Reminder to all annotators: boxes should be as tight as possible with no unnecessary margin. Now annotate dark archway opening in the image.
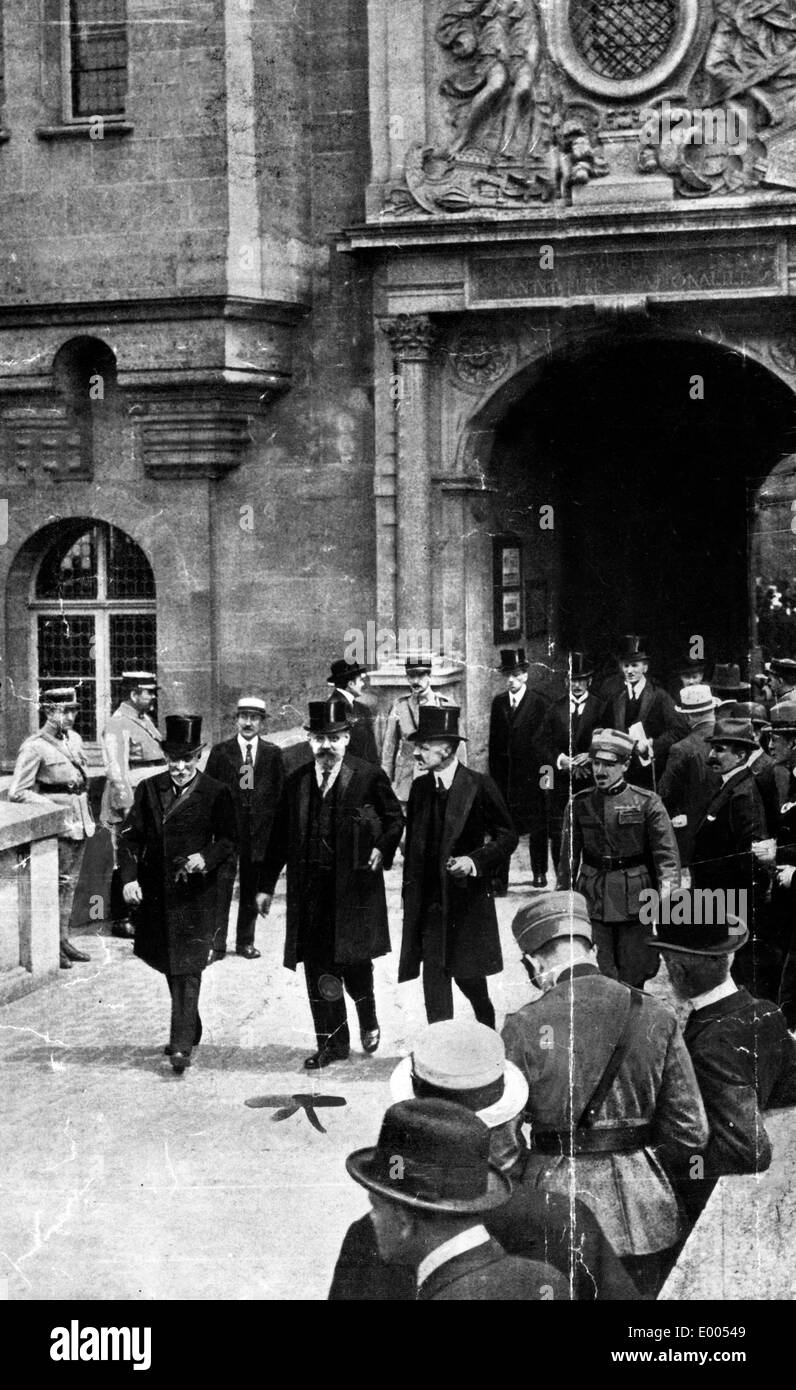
[492,336,796,683]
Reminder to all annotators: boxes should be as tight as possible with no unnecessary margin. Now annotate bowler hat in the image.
[675,684,718,716]
[590,727,635,761]
[723,700,770,729]
[390,1021,528,1130]
[345,1099,511,1213]
[568,652,594,680]
[512,891,593,954]
[162,714,204,757]
[706,717,757,749]
[407,705,467,744]
[40,685,79,709]
[304,697,352,736]
[327,658,367,687]
[770,700,796,734]
[711,663,751,698]
[646,914,749,956]
[499,648,529,673]
[617,635,649,662]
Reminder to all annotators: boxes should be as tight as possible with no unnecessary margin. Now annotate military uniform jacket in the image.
[381,690,457,802]
[8,726,93,840]
[99,701,166,826]
[558,781,680,922]
[690,766,767,898]
[502,964,709,1257]
[658,730,721,868]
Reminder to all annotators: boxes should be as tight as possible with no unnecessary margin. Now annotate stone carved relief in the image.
[0,405,91,481]
[449,329,513,385]
[640,0,796,196]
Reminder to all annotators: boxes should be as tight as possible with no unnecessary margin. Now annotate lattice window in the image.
[31,523,156,745]
[69,0,128,117]
[568,0,678,81]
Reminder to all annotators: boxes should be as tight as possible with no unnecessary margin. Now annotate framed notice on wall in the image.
[493,537,524,643]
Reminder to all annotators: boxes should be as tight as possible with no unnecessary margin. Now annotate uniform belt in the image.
[530,1124,653,1156]
[36,780,83,793]
[583,852,647,872]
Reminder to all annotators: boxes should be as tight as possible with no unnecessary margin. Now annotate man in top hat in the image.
[502,891,708,1299]
[672,650,709,694]
[9,687,94,970]
[329,1020,641,1301]
[400,705,517,1029]
[598,636,678,789]
[344,1098,570,1301]
[381,653,460,809]
[647,914,796,1225]
[256,697,403,1069]
[658,685,720,870]
[117,715,235,1073]
[542,653,602,874]
[327,658,379,764]
[488,648,549,890]
[99,671,166,939]
[711,662,753,704]
[766,700,796,1027]
[558,728,680,989]
[691,717,769,998]
[724,700,782,838]
[205,696,284,962]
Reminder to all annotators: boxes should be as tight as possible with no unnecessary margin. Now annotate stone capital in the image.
[380,314,439,362]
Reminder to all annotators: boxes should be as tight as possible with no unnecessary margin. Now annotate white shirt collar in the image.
[336,688,354,705]
[416,1225,490,1290]
[315,759,344,792]
[571,693,587,711]
[747,747,763,767]
[509,687,526,709]
[625,676,646,698]
[689,977,738,1013]
[237,734,258,761]
[435,759,459,791]
[721,765,746,786]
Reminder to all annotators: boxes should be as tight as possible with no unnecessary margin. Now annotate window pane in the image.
[36,528,99,600]
[70,0,127,117]
[38,614,96,740]
[106,527,155,600]
[109,614,157,715]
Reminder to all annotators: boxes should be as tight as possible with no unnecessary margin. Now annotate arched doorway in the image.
[477,335,796,686]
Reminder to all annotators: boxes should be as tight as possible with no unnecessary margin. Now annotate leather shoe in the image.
[236,945,261,960]
[304,1049,349,1070]
[207,948,225,965]
[111,921,135,939]
[61,941,90,962]
[532,875,549,889]
[170,1051,191,1074]
[361,1027,380,1054]
[59,954,73,970]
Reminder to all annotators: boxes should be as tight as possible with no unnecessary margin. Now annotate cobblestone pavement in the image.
[0,859,673,1302]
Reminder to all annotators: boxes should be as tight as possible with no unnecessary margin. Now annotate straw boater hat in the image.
[346,1098,512,1213]
[304,697,352,735]
[675,684,718,716]
[390,1021,528,1130]
[237,696,266,715]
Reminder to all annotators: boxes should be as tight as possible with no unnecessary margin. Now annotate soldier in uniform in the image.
[99,671,166,938]
[8,687,94,970]
[502,891,708,1299]
[327,658,379,764]
[558,728,681,989]
[381,655,459,810]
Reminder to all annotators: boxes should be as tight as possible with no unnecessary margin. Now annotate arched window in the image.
[31,522,156,742]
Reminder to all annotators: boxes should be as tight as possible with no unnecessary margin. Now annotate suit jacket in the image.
[502,964,708,1257]
[400,764,517,981]
[117,771,235,976]
[601,680,679,781]
[204,735,284,861]
[658,730,721,867]
[542,693,602,817]
[771,769,796,941]
[691,766,767,900]
[748,750,786,839]
[417,1237,569,1302]
[334,691,379,764]
[488,687,548,828]
[558,782,680,922]
[258,755,404,968]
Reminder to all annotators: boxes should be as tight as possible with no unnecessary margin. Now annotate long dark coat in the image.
[400,764,517,981]
[204,735,284,859]
[117,771,235,976]
[488,688,547,832]
[258,755,404,969]
[691,766,767,899]
[542,692,602,820]
[658,729,721,867]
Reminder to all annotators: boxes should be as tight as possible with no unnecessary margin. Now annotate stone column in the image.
[380,314,438,641]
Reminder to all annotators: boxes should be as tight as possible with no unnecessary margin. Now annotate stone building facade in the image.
[1,1,796,772]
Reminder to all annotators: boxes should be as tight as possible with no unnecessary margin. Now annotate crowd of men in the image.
[6,635,796,1299]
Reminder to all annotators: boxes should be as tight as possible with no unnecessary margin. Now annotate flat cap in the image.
[512,891,593,954]
[590,727,634,760]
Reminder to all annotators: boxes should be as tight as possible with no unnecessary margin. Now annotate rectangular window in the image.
[66,0,127,119]
[493,538,524,643]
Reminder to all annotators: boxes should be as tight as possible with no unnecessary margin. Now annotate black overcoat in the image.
[400,764,517,981]
[258,755,404,969]
[488,687,548,832]
[204,735,284,859]
[117,771,235,976]
[690,766,767,899]
[542,693,602,818]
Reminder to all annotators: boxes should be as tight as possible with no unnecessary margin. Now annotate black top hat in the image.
[162,714,203,757]
[499,648,528,673]
[646,915,749,956]
[568,652,594,680]
[304,697,352,736]
[407,705,467,744]
[711,663,751,698]
[346,1098,511,1213]
[327,658,366,687]
[676,652,707,674]
[616,635,649,662]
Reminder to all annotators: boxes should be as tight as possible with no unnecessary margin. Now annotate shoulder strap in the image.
[577,990,643,1130]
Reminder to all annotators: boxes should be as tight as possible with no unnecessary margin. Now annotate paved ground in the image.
[0,858,675,1302]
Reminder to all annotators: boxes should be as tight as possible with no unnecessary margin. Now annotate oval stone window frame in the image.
[548,0,700,100]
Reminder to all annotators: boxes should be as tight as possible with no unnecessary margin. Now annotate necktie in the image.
[244,742,253,766]
[320,770,331,798]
